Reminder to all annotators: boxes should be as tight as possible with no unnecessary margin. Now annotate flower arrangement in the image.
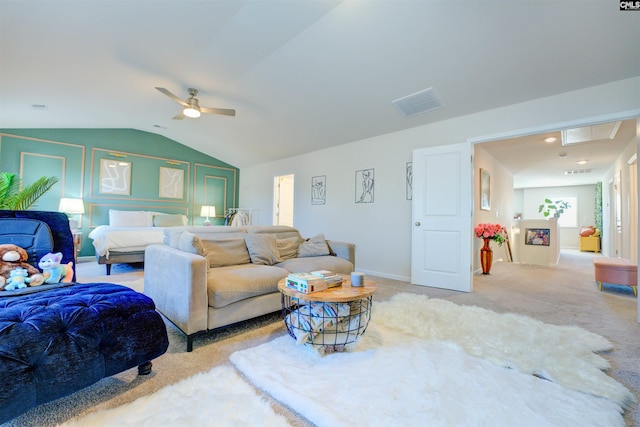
[474,223,506,246]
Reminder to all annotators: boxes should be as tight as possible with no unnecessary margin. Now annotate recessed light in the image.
[544,136,557,143]
[558,152,567,158]
[577,160,588,165]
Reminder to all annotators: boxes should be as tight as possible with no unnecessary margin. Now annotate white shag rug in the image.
[229,293,632,427]
[58,365,289,427]
[372,293,634,407]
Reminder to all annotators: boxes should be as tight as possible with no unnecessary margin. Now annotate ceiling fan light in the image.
[183,107,201,118]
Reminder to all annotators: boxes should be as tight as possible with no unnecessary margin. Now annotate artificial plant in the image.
[538,198,570,219]
[0,172,59,210]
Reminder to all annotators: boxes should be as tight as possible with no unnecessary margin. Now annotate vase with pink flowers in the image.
[474,223,506,274]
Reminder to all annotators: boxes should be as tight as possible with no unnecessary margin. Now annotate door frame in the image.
[468,110,640,323]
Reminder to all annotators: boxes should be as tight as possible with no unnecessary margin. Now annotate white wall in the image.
[473,144,513,268]
[240,77,640,281]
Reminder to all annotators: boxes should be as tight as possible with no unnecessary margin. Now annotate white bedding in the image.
[89,225,166,258]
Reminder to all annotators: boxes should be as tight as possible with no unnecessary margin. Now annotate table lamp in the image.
[59,197,85,230]
[200,205,216,226]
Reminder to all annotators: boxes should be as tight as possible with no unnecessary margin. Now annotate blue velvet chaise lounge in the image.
[0,210,169,424]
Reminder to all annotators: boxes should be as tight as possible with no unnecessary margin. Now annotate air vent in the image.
[564,169,593,175]
[30,104,47,110]
[392,87,443,118]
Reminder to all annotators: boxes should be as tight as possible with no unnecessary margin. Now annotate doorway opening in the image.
[273,174,294,226]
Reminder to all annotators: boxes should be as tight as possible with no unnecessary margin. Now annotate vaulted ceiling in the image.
[1,0,638,182]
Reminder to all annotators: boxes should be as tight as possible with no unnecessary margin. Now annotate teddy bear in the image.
[38,252,74,284]
[4,267,32,291]
[0,244,45,291]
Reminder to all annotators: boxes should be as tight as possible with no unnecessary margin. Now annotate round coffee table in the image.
[278,274,376,350]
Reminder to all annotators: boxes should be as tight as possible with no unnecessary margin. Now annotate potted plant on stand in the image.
[474,223,506,274]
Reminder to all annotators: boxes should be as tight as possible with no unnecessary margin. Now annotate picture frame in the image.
[480,168,490,211]
[159,166,185,199]
[355,168,374,203]
[525,228,550,246]
[406,162,413,200]
[99,158,131,195]
[311,175,326,205]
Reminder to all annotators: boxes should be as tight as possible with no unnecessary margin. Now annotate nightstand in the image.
[72,231,82,263]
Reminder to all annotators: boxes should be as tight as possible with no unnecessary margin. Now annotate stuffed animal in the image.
[4,267,32,291]
[0,244,45,290]
[38,252,74,284]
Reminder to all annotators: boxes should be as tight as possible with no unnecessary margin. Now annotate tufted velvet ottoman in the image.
[0,282,169,423]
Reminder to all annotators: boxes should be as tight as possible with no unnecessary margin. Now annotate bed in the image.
[89,210,189,275]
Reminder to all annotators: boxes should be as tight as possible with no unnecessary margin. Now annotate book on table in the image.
[286,271,342,294]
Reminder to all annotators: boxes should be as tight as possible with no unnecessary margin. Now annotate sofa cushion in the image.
[244,234,282,265]
[297,233,330,257]
[207,264,289,308]
[277,236,300,260]
[202,238,251,268]
[276,255,354,275]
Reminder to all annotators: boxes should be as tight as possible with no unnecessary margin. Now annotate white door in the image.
[273,174,294,226]
[411,142,472,292]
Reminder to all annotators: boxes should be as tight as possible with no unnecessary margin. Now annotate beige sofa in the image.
[144,225,355,351]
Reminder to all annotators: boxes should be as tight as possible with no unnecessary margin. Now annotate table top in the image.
[278,273,376,303]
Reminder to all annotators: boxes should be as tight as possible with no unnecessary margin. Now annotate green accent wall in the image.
[0,129,239,257]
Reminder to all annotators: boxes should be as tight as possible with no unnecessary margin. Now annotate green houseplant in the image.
[538,198,570,219]
[0,172,59,210]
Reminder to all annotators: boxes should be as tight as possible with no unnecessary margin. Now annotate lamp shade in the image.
[59,198,85,214]
[200,206,216,218]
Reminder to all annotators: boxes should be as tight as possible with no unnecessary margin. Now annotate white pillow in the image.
[109,210,148,227]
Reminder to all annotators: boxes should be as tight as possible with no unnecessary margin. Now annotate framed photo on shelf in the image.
[480,168,490,211]
[525,228,550,246]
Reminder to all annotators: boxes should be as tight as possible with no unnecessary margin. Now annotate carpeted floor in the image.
[3,251,639,427]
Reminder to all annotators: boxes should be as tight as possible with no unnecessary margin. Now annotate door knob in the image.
[415,222,421,226]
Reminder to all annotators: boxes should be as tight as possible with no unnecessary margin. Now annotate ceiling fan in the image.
[155,87,236,120]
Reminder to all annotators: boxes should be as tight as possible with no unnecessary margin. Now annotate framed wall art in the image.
[355,168,374,203]
[100,158,131,195]
[159,166,185,199]
[480,168,490,211]
[311,175,326,205]
[406,162,413,200]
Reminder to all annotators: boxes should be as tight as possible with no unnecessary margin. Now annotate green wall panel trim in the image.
[0,129,240,257]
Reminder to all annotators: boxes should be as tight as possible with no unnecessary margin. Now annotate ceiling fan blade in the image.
[172,111,186,120]
[200,106,236,117]
[156,87,188,107]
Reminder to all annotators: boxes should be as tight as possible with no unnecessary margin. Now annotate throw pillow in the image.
[297,233,330,257]
[109,210,148,227]
[244,234,282,265]
[178,231,205,256]
[152,213,186,227]
[277,236,300,260]
[202,238,251,268]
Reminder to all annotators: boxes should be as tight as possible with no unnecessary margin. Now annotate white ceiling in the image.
[1,1,638,186]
